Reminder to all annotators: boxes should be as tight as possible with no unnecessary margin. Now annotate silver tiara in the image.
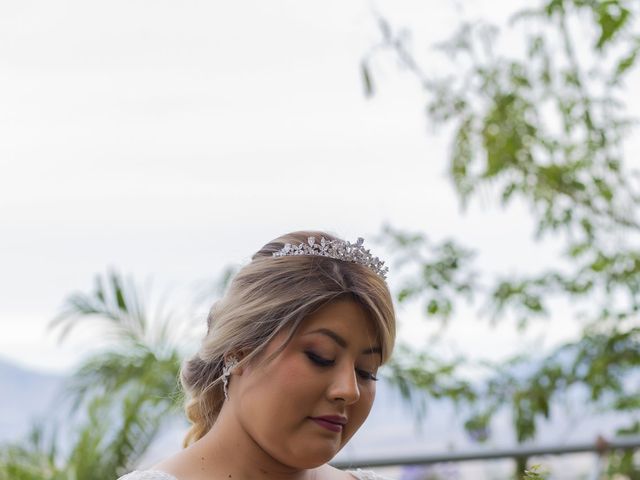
[272,236,388,279]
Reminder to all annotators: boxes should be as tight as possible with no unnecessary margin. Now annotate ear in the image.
[224,350,250,376]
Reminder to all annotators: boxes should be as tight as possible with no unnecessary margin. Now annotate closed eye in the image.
[305,351,335,367]
[306,351,378,382]
[357,369,379,382]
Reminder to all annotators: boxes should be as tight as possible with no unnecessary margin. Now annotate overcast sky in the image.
[2,0,631,374]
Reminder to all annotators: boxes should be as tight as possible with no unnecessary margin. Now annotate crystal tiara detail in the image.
[272,236,388,279]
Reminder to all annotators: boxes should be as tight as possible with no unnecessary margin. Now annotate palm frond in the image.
[0,424,66,480]
[60,345,181,414]
[67,389,166,480]
[0,382,178,480]
[50,270,149,345]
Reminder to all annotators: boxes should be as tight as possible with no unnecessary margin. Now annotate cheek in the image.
[270,355,324,406]
[244,355,322,420]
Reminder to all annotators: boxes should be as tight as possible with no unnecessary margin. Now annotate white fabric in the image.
[348,467,394,480]
[118,472,176,480]
[117,467,393,480]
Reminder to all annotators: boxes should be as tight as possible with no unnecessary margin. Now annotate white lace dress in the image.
[118,467,393,480]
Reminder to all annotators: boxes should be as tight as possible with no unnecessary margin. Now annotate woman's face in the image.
[232,299,381,469]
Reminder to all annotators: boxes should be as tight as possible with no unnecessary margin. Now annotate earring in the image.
[222,356,239,400]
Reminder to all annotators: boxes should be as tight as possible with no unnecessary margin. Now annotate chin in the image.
[291,455,335,470]
[287,444,341,469]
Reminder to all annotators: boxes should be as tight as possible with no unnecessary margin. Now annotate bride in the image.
[118,231,396,480]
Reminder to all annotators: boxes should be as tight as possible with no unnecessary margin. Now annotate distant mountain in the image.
[0,357,66,444]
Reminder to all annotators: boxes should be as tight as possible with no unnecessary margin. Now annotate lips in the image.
[309,415,348,433]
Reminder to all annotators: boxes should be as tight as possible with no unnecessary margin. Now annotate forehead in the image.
[298,299,379,343]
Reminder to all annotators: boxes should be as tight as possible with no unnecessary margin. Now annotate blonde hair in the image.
[180,231,396,446]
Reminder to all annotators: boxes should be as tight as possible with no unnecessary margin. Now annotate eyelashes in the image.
[305,351,379,381]
[357,370,379,382]
[306,351,334,367]
[358,369,379,382]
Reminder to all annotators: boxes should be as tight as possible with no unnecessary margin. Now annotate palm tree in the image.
[51,271,184,407]
[0,391,169,480]
[0,271,186,479]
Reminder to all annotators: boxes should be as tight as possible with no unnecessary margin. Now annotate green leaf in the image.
[595,2,631,50]
[615,49,638,78]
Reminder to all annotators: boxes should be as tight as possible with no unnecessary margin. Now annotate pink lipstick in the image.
[309,415,347,433]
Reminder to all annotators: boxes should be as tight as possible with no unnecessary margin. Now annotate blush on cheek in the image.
[275,356,318,391]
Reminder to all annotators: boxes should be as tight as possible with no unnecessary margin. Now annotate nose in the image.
[327,361,360,404]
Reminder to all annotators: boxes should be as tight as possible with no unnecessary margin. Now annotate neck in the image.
[185,404,320,480]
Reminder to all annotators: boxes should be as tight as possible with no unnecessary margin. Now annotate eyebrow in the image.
[303,328,382,356]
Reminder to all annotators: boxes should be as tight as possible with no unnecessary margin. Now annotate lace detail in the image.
[117,470,178,480]
[118,468,392,480]
[347,468,394,480]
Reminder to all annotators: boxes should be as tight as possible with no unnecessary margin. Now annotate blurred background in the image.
[2,0,640,478]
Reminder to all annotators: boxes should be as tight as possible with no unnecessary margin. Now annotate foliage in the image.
[607,421,640,478]
[522,465,548,480]
[383,343,476,426]
[0,425,62,480]
[0,271,184,479]
[50,270,183,411]
[364,0,640,476]
[0,391,164,480]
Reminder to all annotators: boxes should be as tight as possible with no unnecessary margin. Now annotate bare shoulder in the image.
[117,470,178,480]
